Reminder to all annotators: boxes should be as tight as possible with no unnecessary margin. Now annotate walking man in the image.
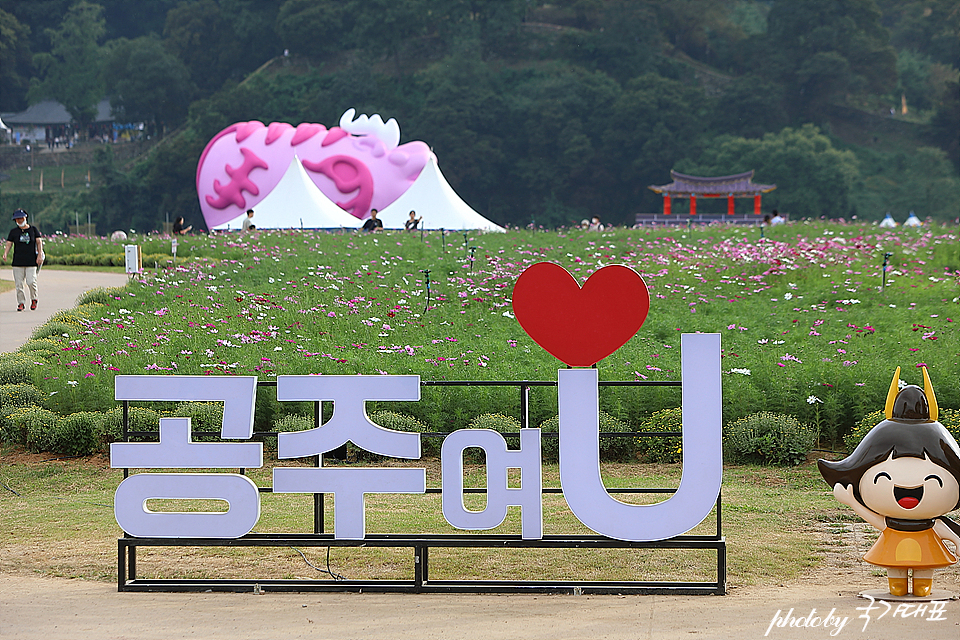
[2,209,44,311]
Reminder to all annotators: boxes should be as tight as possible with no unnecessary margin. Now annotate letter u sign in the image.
[558,333,722,541]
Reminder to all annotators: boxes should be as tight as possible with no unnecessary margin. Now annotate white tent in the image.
[903,211,922,227]
[377,157,504,232]
[879,213,898,228]
[212,156,363,230]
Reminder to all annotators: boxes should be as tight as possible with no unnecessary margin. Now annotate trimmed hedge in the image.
[724,412,816,466]
[846,408,960,452]
[0,383,45,410]
[76,286,127,306]
[0,354,34,385]
[635,407,683,464]
[49,411,102,456]
[369,410,438,457]
[538,411,636,462]
[171,401,223,432]
[102,406,161,445]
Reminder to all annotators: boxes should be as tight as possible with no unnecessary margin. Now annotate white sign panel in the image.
[111,334,722,542]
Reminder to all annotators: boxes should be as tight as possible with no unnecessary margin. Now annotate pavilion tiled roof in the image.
[3,99,114,125]
[649,170,776,197]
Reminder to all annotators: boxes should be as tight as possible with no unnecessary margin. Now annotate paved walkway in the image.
[0,268,129,353]
[0,572,957,640]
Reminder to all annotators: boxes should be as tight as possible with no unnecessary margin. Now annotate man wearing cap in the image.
[2,209,44,311]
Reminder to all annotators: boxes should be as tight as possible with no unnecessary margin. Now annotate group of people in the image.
[761,209,786,226]
[171,206,419,235]
[171,209,256,236]
[170,206,423,236]
[362,209,421,233]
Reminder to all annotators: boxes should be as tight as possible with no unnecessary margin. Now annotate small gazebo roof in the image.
[649,170,776,197]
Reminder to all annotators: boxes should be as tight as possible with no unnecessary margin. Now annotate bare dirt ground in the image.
[1,570,957,640]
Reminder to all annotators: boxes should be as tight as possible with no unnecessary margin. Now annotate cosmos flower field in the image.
[26,222,959,444]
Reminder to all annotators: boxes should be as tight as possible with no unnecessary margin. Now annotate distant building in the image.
[1,99,114,145]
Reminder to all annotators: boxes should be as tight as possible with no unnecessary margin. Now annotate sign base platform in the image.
[119,532,726,595]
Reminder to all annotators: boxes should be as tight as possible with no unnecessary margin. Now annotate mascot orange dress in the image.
[819,367,960,597]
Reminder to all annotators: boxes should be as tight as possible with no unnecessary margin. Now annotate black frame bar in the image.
[117,379,725,594]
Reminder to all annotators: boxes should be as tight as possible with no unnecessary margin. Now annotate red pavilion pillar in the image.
[754,195,761,215]
[689,195,697,216]
[727,195,735,216]
[663,194,671,215]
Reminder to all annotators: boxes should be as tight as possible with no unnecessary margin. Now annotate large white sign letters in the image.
[111,334,722,541]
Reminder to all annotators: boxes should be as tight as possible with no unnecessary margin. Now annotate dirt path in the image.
[0,571,957,640]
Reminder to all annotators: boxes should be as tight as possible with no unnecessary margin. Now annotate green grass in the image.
[0,454,857,586]
[10,222,958,443]
[2,221,958,587]
[1,163,97,194]
[39,264,126,273]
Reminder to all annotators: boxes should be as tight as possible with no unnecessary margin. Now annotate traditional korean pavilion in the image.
[648,170,776,216]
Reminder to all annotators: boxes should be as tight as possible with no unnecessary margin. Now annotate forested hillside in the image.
[1,0,957,230]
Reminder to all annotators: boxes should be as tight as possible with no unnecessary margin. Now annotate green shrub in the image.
[30,321,75,341]
[635,407,683,463]
[77,286,125,306]
[724,412,816,466]
[272,413,314,433]
[941,409,960,443]
[369,410,439,457]
[537,411,636,462]
[845,409,884,452]
[468,413,521,436]
[0,354,34,385]
[66,253,95,266]
[48,309,92,326]
[144,254,177,269]
[0,405,60,451]
[50,411,102,456]
[169,401,223,433]
[75,302,105,317]
[102,406,161,445]
[598,411,636,461]
[538,417,559,463]
[0,405,34,444]
[0,383,45,410]
[266,413,313,451]
[847,408,960,452]
[448,413,516,462]
[19,337,64,354]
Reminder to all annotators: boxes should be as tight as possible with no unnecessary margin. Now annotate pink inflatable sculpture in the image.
[196,109,435,229]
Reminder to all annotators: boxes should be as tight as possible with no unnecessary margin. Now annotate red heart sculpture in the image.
[512,262,650,367]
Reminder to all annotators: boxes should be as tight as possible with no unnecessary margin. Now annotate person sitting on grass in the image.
[172,217,193,235]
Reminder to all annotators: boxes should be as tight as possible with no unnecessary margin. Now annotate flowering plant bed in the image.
[5,222,957,447]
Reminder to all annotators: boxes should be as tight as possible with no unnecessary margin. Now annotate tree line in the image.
[1,0,957,230]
